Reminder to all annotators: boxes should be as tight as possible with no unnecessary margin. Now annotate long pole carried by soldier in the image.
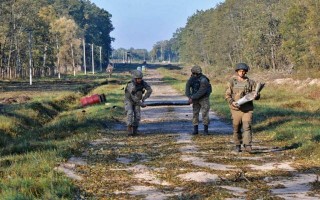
[124,70,152,136]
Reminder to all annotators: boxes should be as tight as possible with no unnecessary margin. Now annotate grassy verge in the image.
[0,73,126,199]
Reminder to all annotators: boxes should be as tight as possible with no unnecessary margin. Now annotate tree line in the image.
[151,0,320,72]
[3,0,319,80]
[0,0,113,80]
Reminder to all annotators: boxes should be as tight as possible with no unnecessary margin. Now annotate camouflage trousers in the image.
[192,96,210,126]
[125,100,141,127]
[230,109,253,146]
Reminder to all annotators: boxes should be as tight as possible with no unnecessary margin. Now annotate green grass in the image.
[0,72,126,199]
[0,151,76,199]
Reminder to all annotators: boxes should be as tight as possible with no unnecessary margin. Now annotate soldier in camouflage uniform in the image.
[185,66,212,135]
[125,70,152,136]
[225,63,260,152]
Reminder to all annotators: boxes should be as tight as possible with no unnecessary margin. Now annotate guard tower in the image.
[126,51,132,63]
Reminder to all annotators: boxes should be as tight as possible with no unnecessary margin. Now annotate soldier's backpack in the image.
[202,75,212,95]
[191,75,212,96]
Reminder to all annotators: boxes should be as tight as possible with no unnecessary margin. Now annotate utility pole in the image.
[71,43,75,76]
[91,43,94,74]
[56,37,60,79]
[43,45,47,75]
[83,38,86,74]
[161,44,163,61]
[28,31,33,85]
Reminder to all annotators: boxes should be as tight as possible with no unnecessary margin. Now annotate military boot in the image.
[132,126,138,136]
[232,145,241,153]
[204,125,209,135]
[244,144,252,153]
[192,125,199,135]
[127,125,133,136]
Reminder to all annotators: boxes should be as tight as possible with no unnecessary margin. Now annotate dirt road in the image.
[121,69,232,135]
[59,68,319,199]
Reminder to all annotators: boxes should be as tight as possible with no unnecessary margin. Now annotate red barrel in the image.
[80,94,101,107]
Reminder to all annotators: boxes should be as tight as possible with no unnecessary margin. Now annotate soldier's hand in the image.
[188,98,193,104]
[232,102,239,108]
[254,93,260,100]
[140,101,147,108]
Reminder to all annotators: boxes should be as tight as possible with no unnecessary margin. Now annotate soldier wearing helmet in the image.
[124,70,152,136]
[225,63,260,153]
[185,65,212,135]
[106,62,114,78]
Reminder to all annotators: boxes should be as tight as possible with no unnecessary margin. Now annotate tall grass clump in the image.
[0,151,77,199]
[251,82,320,160]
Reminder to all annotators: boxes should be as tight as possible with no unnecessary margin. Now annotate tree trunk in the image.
[271,45,276,72]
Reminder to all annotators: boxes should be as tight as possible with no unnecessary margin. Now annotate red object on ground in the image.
[80,94,105,107]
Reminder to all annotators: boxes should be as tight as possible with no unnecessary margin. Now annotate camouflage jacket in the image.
[185,74,212,100]
[125,79,152,105]
[225,76,259,111]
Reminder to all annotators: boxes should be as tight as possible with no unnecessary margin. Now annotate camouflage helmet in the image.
[235,63,249,72]
[191,65,202,74]
[132,70,143,79]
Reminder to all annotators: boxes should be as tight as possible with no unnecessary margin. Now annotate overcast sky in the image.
[91,0,224,51]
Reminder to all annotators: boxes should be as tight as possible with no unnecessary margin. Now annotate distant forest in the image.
[150,0,320,72]
[1,0,320,80]
[0,0,113,79]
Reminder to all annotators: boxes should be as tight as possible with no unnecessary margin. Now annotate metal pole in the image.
[83,38,86,74]
[99,46,102,72]
[92,43,94,74]
[71,43,75,76]
[43,45,47,72]
[28,31,33,85]
[56,37,60,79]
